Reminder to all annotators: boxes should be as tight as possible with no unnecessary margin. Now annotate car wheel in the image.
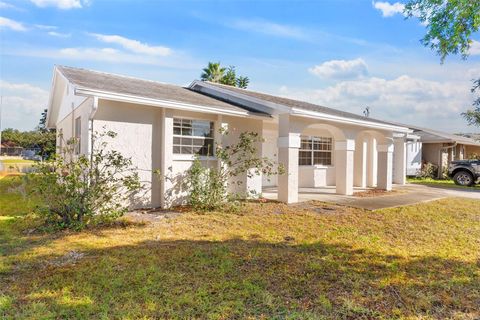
[453,171,474,186]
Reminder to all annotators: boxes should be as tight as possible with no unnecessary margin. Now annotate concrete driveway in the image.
[263,184,480,210]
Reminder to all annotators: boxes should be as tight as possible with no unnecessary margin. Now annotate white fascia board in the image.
[46,67,74,128]
[290,108,412,133]
[422,139,480,146]
[75,87,270,119]
[420,139,453,144]
[45,67,59,129]
[189,80,290,115]
[190,80,412,133]
[406,133,421,140]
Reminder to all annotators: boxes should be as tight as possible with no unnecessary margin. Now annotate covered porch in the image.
[261,113,411,204]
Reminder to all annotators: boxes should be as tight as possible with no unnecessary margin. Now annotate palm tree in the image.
[236,76,249,89]
[200,62,226,83]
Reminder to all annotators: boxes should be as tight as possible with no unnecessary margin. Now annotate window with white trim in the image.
[173,118,214,156]
[299,136,333,166]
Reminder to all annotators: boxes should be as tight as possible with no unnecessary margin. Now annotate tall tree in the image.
[462,79,480,127]
[36,109,56,158]
[236,76,250,89]
[200,62,226,83]
[404,0,480,127]
[220,66,237,86]
[404,0,480,63]
[200,62,250,89]
[1,109,56,158]
[38,108,49,132]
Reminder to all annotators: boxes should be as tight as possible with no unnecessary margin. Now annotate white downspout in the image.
[88,97,99,160]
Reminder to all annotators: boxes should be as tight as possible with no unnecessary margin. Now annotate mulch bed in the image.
[354,189,400,197]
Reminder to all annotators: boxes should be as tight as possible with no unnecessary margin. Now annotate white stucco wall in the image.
[262,128,278,187]
[221,115,263,196]
[298,127,335,187]
[298,166,336,187]
[55,79,89,126]
[261,124,338,188]
[93,99,162,208]
[56,97,93,155]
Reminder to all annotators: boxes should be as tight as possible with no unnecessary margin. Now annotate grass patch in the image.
[1,176,479,319]
[408,177,480,189]
[0,159,35,164]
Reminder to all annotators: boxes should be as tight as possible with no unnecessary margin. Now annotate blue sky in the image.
[1,0,479,133]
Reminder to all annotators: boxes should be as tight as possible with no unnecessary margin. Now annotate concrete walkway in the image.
[263,184,480,210]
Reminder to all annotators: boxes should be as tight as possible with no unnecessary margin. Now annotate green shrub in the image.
[417,162,438,179]
[468,152,480,160]
[24,130,142,229]
[185,130,284,211]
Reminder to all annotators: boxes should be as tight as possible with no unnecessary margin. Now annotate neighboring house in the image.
[408,126,480,178]
[403,138,423,176]
[46,66,412,208]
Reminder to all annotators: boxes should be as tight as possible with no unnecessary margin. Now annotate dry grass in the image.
[1,176,480,319]
[353,189,401,197]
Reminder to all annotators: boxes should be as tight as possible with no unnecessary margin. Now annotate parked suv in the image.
[448,160,480,186]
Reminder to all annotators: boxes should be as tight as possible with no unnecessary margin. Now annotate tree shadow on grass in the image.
[3,238,479,319]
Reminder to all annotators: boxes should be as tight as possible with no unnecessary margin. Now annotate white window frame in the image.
[172,117,215,157]
[299,136,333,166]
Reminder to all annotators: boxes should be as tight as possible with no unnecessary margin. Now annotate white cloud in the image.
[59,47,127,61]
[0,1,16,9]
[0,80,49,130]
[372,1,405,17]
[230,19,307,40]
[48,31,70,38]
[35,24,57,30]
[29,0,88,9]
[0,16,27,31]
[53,47,191,67]
[469,40,480,56]
[277,75,472,132]
[89,33,172,56]
[309,58,368,80]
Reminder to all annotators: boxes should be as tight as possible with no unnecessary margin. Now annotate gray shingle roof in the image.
[57,66,268,116]
[200,81,402,127]
[408,125,480,146]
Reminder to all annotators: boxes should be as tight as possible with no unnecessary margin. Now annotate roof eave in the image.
[45,66,59,129]
[290,108,412,133]
[421,139,480,146]
[75,87,271,119]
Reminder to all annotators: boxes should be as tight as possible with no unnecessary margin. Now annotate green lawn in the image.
[408,177,480,189]
[0,159,35,164]
[1,176,480,319]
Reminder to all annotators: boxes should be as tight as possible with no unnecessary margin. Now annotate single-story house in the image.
[46,66,413,208]
[405,125,480,178]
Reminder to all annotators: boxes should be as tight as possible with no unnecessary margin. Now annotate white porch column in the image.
[377,143,394,191]
[366,136,377,187]
[160,108,174,209]
[214,115,228,171]
[335,139,355,195]
[277,115,300,204]
[393,138,406,185]
[277,133,300,203]
[246,120,263,198]
[354,137,367,188]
